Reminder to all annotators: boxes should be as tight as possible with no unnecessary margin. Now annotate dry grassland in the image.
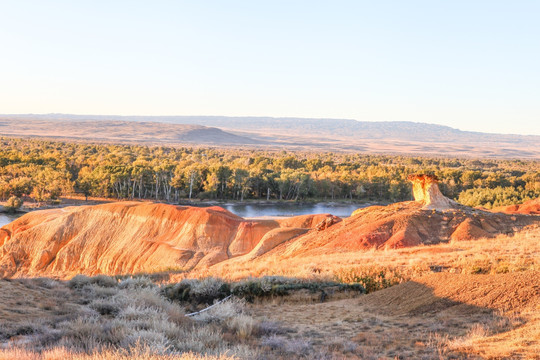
[0,227,538,359]
[197,224,540,282]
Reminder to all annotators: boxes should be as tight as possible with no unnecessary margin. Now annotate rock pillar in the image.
[407,174,455,210]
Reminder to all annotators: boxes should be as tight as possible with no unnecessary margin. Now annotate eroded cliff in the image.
[0,202,337,277]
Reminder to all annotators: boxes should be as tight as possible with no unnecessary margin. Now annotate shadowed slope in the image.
[252,271,539,359]
[360,271,539,315]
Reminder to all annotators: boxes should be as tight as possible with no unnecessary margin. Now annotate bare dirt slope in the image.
[210,200,539,278]
[360,272,539,315]
[210,180,539,276]
[491,198,540,215]
[2,191,538,279]
[252,271,540,359]
[0,202,336,278]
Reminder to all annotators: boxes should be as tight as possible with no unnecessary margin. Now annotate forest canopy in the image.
[0,137,538,209]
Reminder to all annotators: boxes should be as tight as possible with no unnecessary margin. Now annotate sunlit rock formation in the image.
[0,202,338,278]
[0,186,538,279]
[408,174,457,210]
[276,178,539,256]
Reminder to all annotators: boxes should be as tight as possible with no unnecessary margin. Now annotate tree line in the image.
[0,137,538,208]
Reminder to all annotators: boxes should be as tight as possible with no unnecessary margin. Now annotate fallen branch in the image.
[185,295,233,317]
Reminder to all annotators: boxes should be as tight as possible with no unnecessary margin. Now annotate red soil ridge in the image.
[0,202,338,278]
[491,198,540,215]
[271,201,538,259]
[1,179,538,278]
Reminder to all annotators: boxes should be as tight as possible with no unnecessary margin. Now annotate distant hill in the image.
[0,118,258,145]
[0,114,538,158]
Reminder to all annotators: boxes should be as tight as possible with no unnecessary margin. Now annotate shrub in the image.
[33,277,60,289]
[192,297,246,324]
[60,317,104,352]
[68,275,92,289]
[174,326,225,354]
[231,276,365,301]
[86,285,120,299]
[227,314,255,340]
[261,336,311,355]
[118,304,163,322]
[123,331,171,354]
[253,321,285,337]
[90,275,118,288]
[89,298,121,316]
[119,276,156,290]
[4,196,22,213]
[163,278,230,305]
[333,266,404,293]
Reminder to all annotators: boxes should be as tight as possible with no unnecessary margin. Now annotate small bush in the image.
[90,275,118,288]
[68,274,92,289]
[123,331,171,353]
[86,285,120,298]
[333,266,404,293]
[60,317,104,352]
[99,319,129,346]
[254,321,285,337]
[172,326,225,354]
[163,278,230,305]
[89,298,121,316]
[227,315,255,340]
[261,336,311,355]
[119,276,156,290]
[118,305,163,322]
[33,277,60,289]
[261,335,286,351]
[4,196,23,213]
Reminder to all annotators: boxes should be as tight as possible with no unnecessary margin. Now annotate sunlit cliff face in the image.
[407,174,456,210]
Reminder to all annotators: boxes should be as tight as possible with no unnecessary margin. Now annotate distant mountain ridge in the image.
[0,114,538,158]
[0,118,257,145]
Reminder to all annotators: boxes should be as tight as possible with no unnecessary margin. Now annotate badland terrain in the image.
[1,168,539,359]
[0,118,539,359]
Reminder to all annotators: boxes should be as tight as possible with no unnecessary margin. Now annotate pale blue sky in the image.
[0,1,539,135]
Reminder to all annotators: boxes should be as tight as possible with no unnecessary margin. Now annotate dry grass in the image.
[443,309,540,359]
[195,226,539,359]
[2,227,539,359]
[0,346,237,360]
[0,277,260,359]
[250,271,539,359]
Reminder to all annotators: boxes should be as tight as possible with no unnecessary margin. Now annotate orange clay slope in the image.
[1,175,538,279]
[0,202,339,278]
[209,176,539,271]
[491,198,540,215]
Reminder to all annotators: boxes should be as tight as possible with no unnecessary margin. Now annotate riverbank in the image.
[1,195,389,214]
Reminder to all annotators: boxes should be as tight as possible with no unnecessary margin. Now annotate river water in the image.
[0,203,368,228]
[0,213,20,227]
[221,203,366,218]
